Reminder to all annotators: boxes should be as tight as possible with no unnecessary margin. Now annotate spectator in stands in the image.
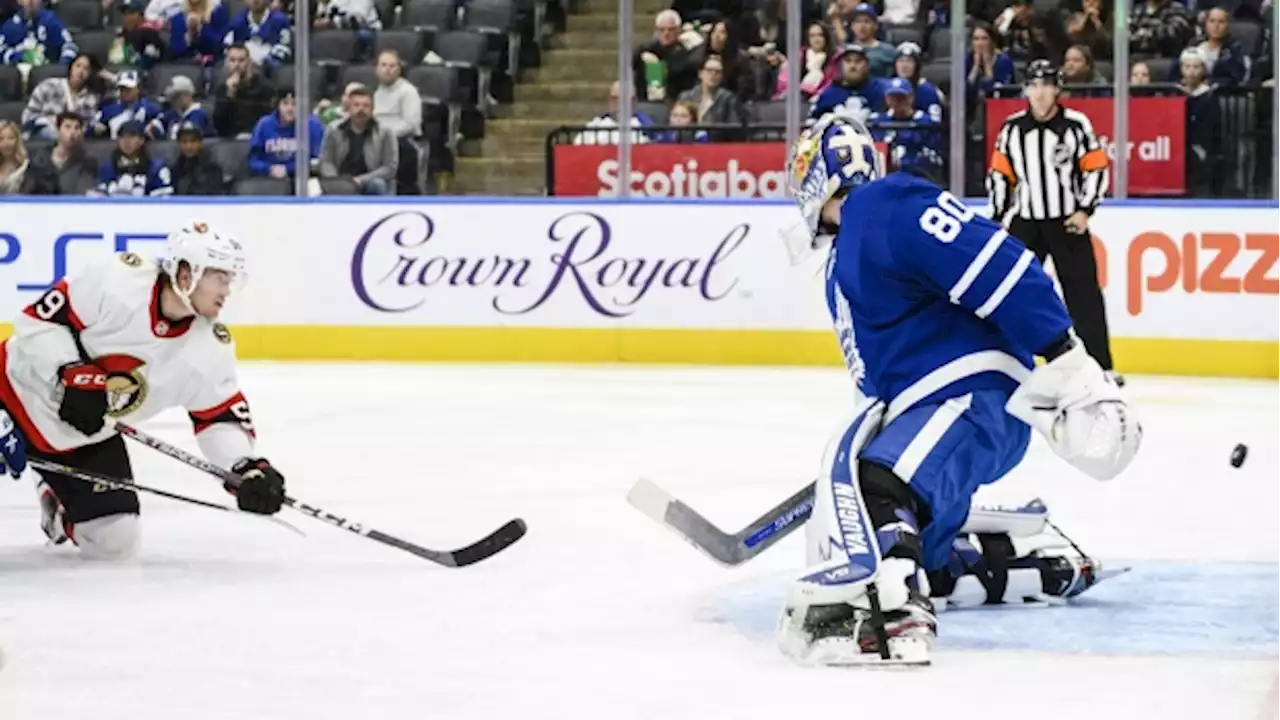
[92,71,162,138]
[843,4,895,77]
[656,100,709,143]
[21,112,97,193]
[317,81,365,125]
[695,20,751,99]
[320,87,397,195]
[634,9,701,102]
[573,80,655,145]
[678,55,743,125]
[150,75,215,139]
[994,0,1034,59]
[373,49,422,138]
[21,51,103,140]
[892,42,943,123]
[811,44,886,123]
[965,22,1013,112]
[168,0,231,63]
[1178,47,1222,194]
[744,0,788,90]
[225,0,293,70]
[1061,44,1105,85]
[248,88,324,180]
[90,119,173,196]
[111,0,167,70]
[1130,60,1151,85]
[314,0,382,30]
[0,119,27,193]
[170,121,225,193]
[1063,0,1111,59]
[1130,0,1193,57]
[212,43,276,137]
[869,77,943,180]
[0,0,76,65]
[145,0,183,23]
[882,0,921,24]
[1027,16,1069,64]
[773,21,833,100]
[1194,7,1251,86]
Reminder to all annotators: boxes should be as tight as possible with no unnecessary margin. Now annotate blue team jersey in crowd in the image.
[224,9,292,66]
[0,8,77,64]
[912,80,944,124]
[94,98,163,138]
[826,173,1072,413]
[168,5,231,60]
[96,155,174,196]
[150,104,215,139]
[248,111,324,176]
[868,109,943,176]
[810,77,887,125]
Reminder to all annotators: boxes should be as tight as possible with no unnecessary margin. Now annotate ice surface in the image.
[0,365,1275,720]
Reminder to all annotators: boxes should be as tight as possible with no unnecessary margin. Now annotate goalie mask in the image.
[780,115,884,266]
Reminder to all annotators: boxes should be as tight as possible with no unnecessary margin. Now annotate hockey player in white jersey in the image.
[775,115,1141,666]
[0,220,286,558]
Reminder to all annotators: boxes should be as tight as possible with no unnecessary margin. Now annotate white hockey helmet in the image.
[159,220,247,312]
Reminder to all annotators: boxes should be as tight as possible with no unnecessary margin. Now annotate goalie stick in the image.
[114,422,528,568]
[627,478,815,567]
[28,458,304,535]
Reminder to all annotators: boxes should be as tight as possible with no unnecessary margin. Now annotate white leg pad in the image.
[72,513,140,560]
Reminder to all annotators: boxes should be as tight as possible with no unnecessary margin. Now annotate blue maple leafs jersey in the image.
[810,78,887,125]
[94,98,163,138]
[825,172,1073,412]
[96,156,173,196]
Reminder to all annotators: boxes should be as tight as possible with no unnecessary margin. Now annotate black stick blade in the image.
[376,518,528,567]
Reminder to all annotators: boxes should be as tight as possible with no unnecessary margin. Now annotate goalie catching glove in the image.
[227,458,286,514]
[1006,336,1142,481]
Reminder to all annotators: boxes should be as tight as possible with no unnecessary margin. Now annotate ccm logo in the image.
[1127,232,1279,315]
[70,372,106,388]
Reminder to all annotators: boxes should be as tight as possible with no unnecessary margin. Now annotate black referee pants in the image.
[1009,217,1115,370]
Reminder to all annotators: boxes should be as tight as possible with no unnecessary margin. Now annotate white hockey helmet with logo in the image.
[159,220,248,312]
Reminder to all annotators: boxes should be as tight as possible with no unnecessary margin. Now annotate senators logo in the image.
[97,355,148,417]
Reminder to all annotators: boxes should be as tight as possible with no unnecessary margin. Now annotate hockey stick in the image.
[27,458,305,535]
[627,478,815,567]
[113,423,528,567]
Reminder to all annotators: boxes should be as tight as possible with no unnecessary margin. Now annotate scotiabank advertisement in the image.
[984,97,1187,195]
[552,143,791,198]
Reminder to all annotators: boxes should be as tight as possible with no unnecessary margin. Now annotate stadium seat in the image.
[0,100,24,124]
[213,139,251,181]
[401,0,455,29]
[432,30,491,111]
[884,24,922,50]
[376,29,426,63]
[1142,56,1176,83]
[408,64,460,102]
[272,63,333,103]
[317,177,360,195]
[920,60,952,97]
[1095,60,1113,82]
[55,0,103,30]
[339,64,379,94]
[149,64,206,97]
[927,26,951,60]
[234,177,291,195]
[1228,20,1263,57]
[84,139,115,168]
[0,66,21,101]
[27,64,67,91]
[464,0,520,77]
[149,139,180,164]
[374,0,396,27]
[310,30,362,62]
[75,30,115,63]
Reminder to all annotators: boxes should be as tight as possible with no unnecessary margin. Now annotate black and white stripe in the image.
[987,107,1110,223]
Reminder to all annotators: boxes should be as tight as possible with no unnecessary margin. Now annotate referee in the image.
[987,60,1118,381]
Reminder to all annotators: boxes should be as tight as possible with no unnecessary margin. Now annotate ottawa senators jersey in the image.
[0,252,255,468]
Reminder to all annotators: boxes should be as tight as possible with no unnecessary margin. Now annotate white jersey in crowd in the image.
[0,252,255,468]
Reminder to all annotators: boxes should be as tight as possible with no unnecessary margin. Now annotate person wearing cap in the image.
[0,0,77,65]
[840,3,896,77]
[810,43,887,124]
[171,121,226,194]
[91,70,162,139]
[110,0,167,70]
[1177,46,1223,195]
[90,119,173,197]
[892,42,944,124]
[150,74,214,139]
[987,59,1118,382]
[868,77,943,180]
[248,87,324,181]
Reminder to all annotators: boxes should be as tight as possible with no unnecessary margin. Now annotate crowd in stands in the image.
[0,0,528,195]
[572,0,1274,191]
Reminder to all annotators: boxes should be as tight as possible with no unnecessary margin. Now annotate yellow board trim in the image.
[0,324,1274,378]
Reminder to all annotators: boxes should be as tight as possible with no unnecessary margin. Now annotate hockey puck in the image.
[1230,443,1248,468]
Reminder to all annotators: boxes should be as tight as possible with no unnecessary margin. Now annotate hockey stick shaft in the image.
[27,457,304,535]
[113,422,527,567]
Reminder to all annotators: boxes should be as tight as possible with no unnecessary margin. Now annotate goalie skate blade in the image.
[802,637,932,668]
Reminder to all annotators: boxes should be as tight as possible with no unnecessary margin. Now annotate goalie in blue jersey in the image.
[775,113,1142,666]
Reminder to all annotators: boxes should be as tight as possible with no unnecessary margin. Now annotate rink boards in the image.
[0,197,1275,378]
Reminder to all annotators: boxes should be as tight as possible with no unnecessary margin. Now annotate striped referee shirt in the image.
[986,105,1111,223]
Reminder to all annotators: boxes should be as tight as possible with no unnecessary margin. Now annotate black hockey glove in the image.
[228,458,286,515]
[57,362,109,436]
